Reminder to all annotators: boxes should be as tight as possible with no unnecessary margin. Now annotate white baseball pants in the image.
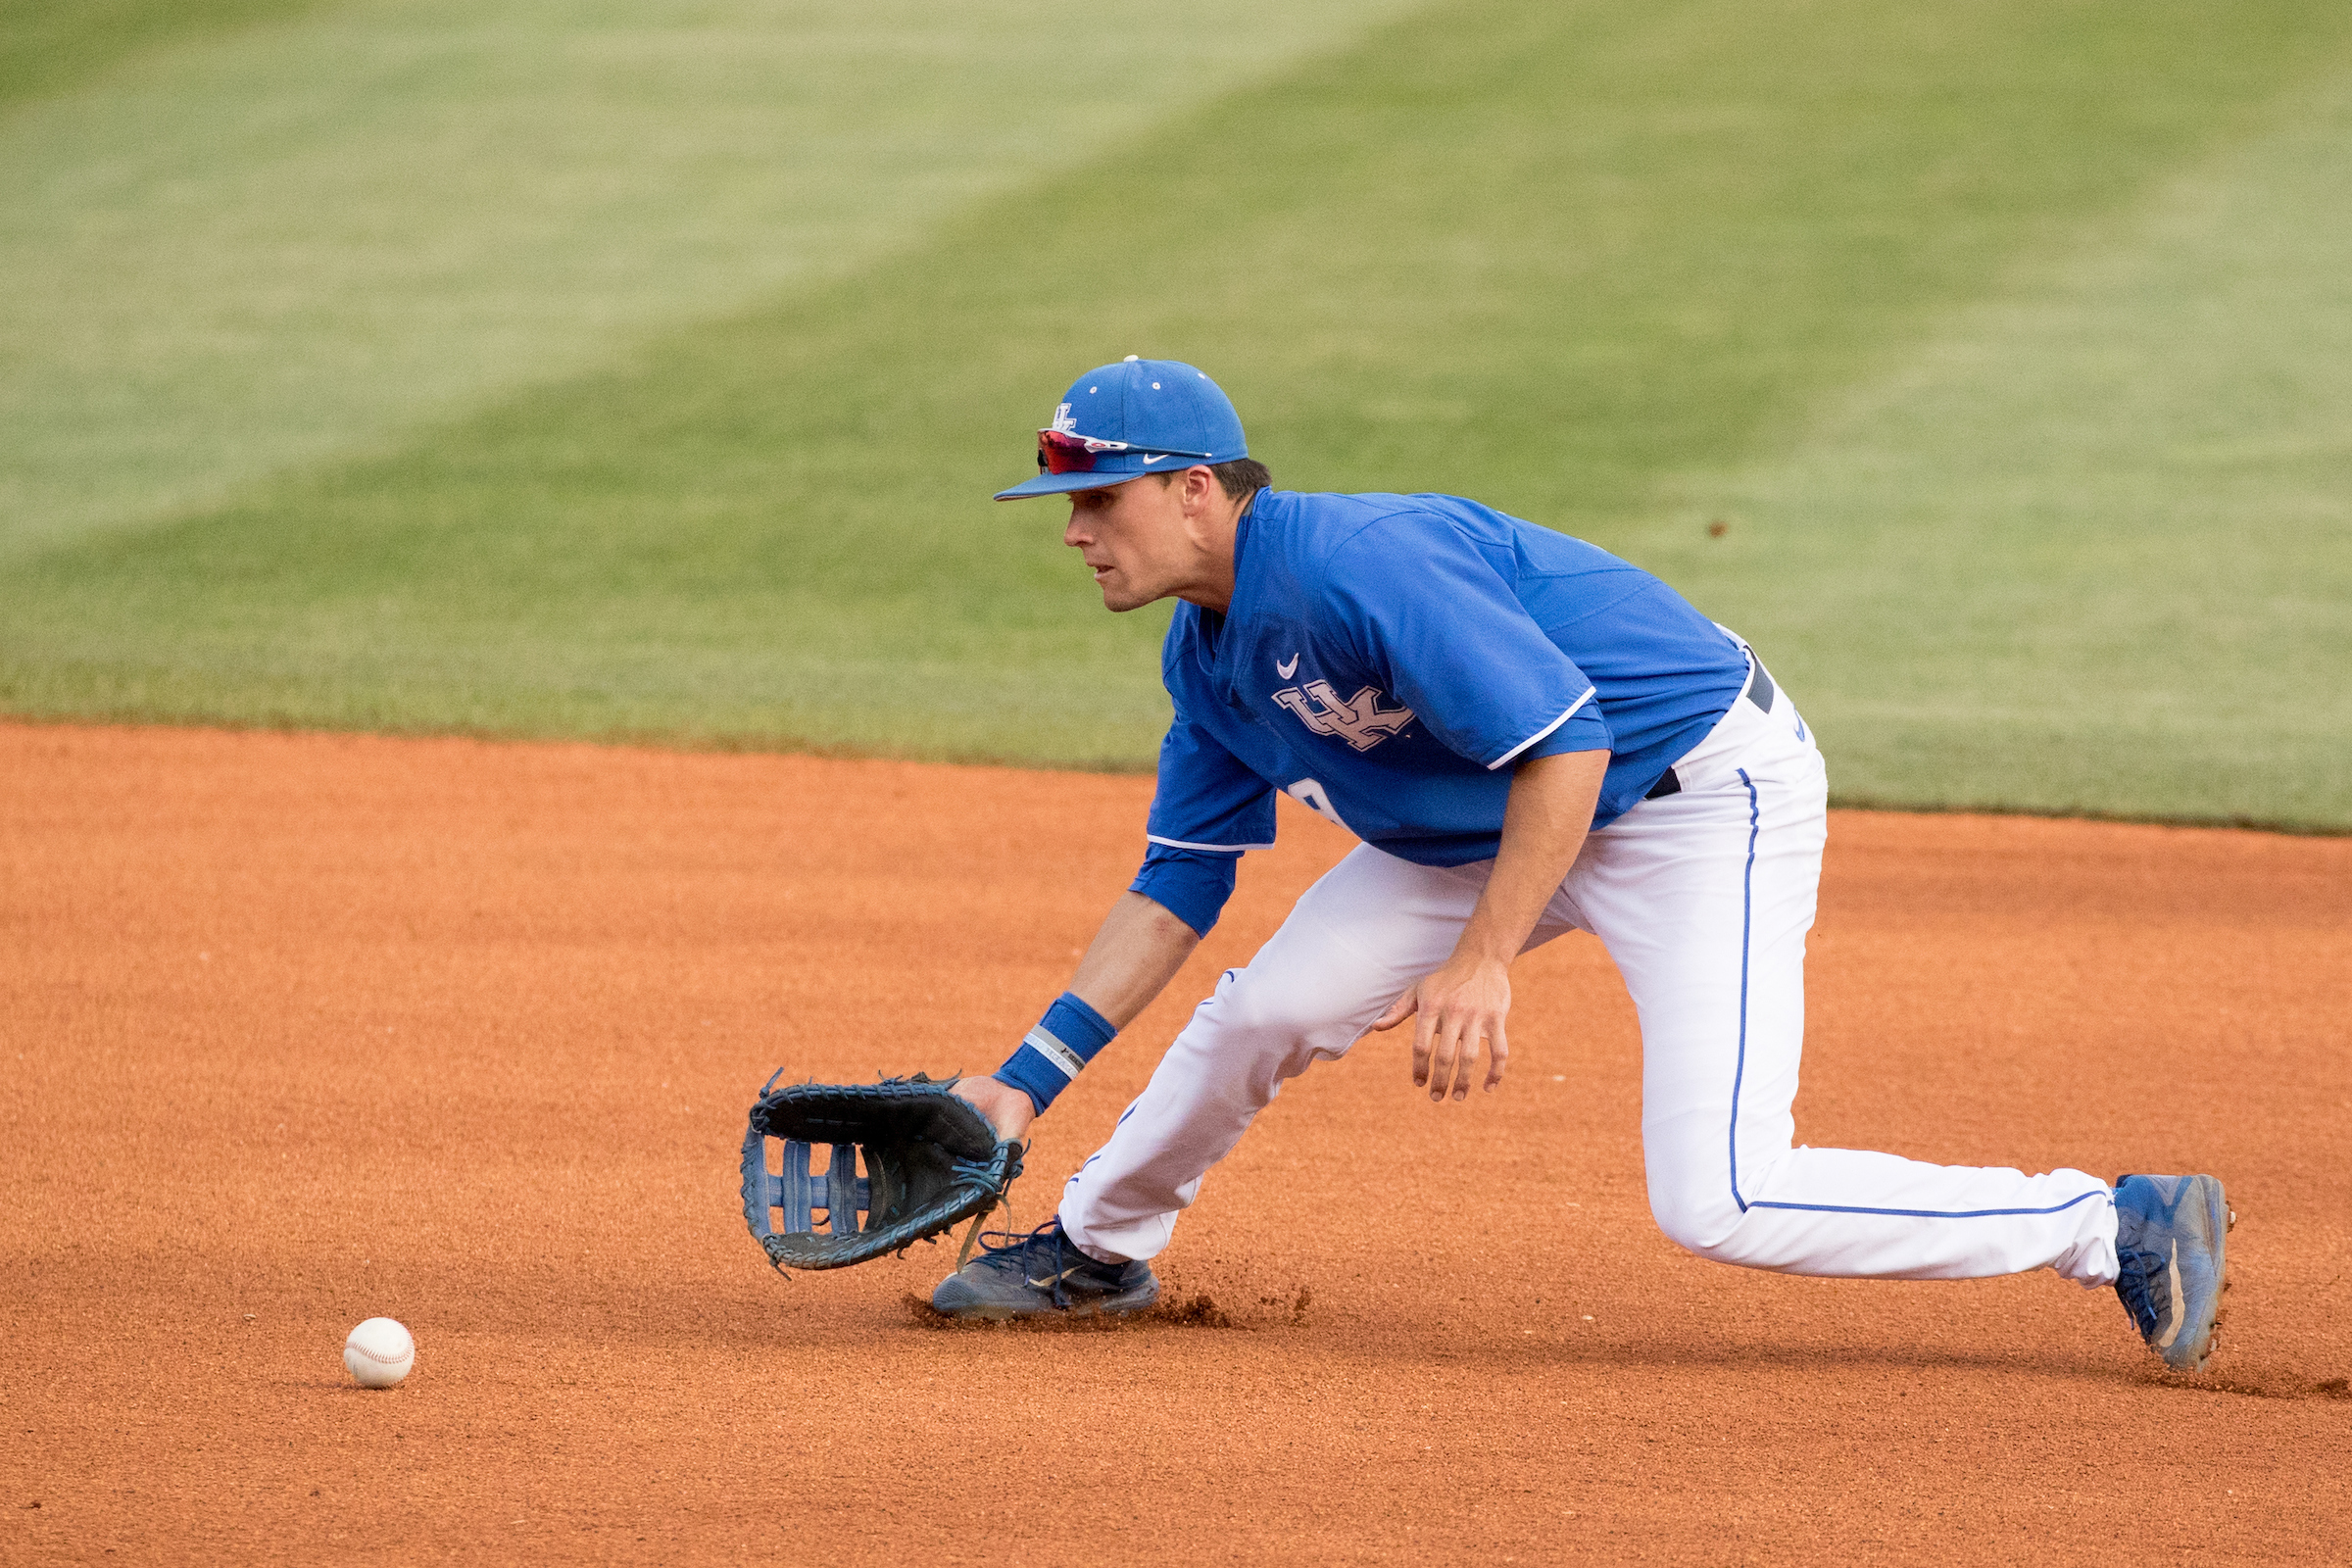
[1059,672,2121,1287]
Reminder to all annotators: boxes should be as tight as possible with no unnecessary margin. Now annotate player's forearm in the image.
[1456,748,1608,962]
[1069,890,1201,1028]
[977,891,1200,1132]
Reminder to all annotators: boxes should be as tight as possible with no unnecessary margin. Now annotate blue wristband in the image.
[993,992,1117,1113]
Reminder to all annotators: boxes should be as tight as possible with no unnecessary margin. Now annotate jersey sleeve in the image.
[1129,844,1238,939]
[1133,715,1274,938]
[1144,715,1278,853]
[1325,515,1611,768]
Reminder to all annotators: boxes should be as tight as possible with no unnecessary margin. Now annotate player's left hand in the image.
[950,1072,1038,1142]
[1371,951,1511,1102]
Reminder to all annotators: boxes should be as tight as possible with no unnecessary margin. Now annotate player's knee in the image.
[1645,1178,1746,1260]
[1186,965,1362,1077]
[1205,966,1348,1043]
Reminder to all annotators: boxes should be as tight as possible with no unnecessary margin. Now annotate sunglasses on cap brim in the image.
[1036,428,1214,476]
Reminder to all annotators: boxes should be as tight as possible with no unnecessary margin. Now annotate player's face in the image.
[1061,474,1199,612]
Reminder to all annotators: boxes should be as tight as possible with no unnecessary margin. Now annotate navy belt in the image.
[1642,659,1775,801]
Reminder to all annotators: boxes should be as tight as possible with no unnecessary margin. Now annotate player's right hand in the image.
[1371,951,1511,1103]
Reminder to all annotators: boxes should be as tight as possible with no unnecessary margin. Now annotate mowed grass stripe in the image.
[0,0,1429,553]
[0,0,322,109]
[1628,60,2352,829]
[4,0,2346,819]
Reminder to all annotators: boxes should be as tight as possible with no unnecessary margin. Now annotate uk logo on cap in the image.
[996,358,1250,500]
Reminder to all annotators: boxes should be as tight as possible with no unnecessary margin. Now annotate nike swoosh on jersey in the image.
[1276,654,1299,678]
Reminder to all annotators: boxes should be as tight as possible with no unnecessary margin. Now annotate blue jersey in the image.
[1140,491,1747,897]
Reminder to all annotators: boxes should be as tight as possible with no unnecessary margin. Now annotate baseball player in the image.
[936,356,2230,1373]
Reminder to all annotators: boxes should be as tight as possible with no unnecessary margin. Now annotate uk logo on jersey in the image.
[1273,681,1415,752]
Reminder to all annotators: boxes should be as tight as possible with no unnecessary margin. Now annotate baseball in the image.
[343,1317,415,1389]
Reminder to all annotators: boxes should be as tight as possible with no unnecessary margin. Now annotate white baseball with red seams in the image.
[343,1317,414,1389]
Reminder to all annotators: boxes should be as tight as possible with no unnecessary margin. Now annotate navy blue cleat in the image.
[2112,1173,2233,1373]
[930,1220,1159,1321]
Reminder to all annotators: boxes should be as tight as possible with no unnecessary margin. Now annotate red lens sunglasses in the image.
[1037,428,1213,476]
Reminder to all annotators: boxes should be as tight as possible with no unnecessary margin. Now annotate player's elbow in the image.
[1131,890,1206,947]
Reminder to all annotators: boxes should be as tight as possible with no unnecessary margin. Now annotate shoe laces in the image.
[2113,1248,2166,1339]
[971,1216,1062,1261]
[971,1219,1083,1307]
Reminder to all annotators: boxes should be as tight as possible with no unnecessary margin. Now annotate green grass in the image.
[4,0,2348,824]
[0,0,1421,553]
[0,0,321,107]
[1627,64,2352,826]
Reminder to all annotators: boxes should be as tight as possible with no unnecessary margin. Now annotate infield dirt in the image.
[3,722,2347,1564]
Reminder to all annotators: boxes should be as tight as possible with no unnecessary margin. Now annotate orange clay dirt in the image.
[2,721,2348,1566]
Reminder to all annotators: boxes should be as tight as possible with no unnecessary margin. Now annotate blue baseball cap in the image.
[994,357,1248,500]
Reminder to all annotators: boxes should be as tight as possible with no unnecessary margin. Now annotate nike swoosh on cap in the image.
[1142,454,1172,465]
